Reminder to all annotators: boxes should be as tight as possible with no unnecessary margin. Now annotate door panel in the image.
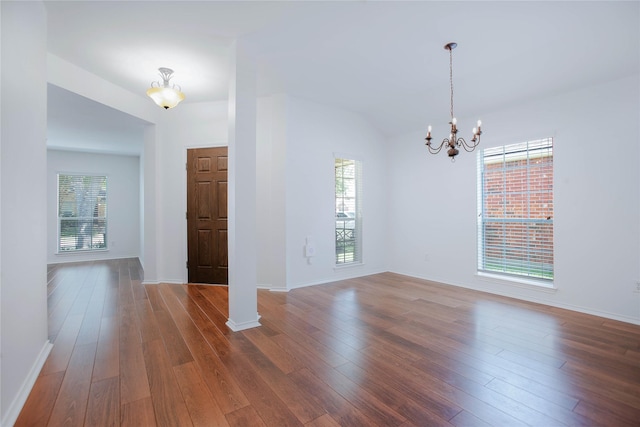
[187,147,228,284]
[217,181,227,218]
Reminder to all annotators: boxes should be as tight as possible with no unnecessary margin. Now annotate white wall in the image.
[1,2,50,425]
[256,95,287,289]
[388,75,640,324]
[283,96,389,288]
[46,150,141,264]
[153,94,390,290]
[153,101,228,283]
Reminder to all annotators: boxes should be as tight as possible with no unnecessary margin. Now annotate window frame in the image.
[57,173,108,253]
[334,155,363,266]
[477,138,554,284]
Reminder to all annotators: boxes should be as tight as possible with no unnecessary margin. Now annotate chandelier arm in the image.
[458,136,481,152]
[425,139,447,155]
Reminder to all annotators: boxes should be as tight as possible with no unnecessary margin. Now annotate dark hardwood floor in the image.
[15,258,640,426]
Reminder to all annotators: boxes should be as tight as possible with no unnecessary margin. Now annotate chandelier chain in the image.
[449,47,454,120]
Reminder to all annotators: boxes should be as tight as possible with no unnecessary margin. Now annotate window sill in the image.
[334,262,364,271]
[56,249,109,255]
[476,271,557,293]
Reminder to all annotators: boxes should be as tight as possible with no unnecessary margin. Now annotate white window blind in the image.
[335,157,362,265]
[477,138,553,280]
[58,174,108,252]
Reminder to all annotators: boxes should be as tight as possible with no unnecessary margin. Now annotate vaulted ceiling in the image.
[44,1,639,150]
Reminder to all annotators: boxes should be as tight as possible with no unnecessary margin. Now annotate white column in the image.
[226,40,260,331]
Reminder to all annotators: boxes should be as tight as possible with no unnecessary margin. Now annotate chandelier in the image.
[425,42,482,161]
[146,67,185,109]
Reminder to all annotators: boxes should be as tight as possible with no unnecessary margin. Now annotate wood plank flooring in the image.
[15,259,640,426]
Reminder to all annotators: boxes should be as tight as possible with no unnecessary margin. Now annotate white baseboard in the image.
[48,254,139,265]
[390,270,640,326]
[226,317,261,332]
[287,268,388,291]
[2,340,53,427]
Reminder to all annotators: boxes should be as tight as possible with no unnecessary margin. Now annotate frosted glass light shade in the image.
[146,86,185,109]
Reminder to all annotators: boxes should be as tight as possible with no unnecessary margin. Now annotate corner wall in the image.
[256,95,287,289]
[284,96,389,288]
[388,75,640,324]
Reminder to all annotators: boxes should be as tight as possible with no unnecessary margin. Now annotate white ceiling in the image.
[47,84,147,155]
[44,1,639,151]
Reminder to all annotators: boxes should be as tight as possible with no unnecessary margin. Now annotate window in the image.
[58,174,107,252]
[335,157,362,265]
[477,138,553,281]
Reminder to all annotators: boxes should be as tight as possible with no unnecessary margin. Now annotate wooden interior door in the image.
[187,147,228,284]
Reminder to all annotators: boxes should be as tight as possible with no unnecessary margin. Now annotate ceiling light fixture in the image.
[425,42,482,161]
[146,67,185,109]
